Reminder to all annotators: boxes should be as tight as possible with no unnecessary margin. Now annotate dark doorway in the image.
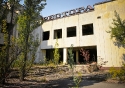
[78,46,97,64]
[46,48,63,63]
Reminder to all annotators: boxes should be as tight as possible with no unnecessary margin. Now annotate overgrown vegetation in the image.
[68,44,75,77]
[73,72,82,88]
[109,64,125,81]
[68,44,82,88]
[109,11,125,47]
[0,20,18,83]
[108,11,125,82]
[15,0,46,81]
[0,0,46,83]
[53,38,60,66]
[80,48,90,63]
[0,0,21,84]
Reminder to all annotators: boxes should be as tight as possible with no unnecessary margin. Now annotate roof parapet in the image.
[94,0,116,6]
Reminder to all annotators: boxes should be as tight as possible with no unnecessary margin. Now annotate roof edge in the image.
[94,0,116,6]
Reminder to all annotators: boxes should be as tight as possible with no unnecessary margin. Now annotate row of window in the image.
[43,23,93,40]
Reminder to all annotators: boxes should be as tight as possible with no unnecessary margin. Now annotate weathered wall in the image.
[42,11,96,48]
[38,0,125,67]
[32,26,43,63]
[94,0,125,67]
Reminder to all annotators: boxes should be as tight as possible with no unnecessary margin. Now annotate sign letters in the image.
[43,5,94,21]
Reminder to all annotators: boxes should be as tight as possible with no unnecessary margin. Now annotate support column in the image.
[76,50,79,64]
[63,48,67,65]
[41,49,46,62]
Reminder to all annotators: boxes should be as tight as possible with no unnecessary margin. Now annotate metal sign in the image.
[43,5,94,21]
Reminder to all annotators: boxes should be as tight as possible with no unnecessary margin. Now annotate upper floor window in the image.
[43,31,50,40]
[54,29,62,39]
[82,23,93,36]
[67,26,76,37]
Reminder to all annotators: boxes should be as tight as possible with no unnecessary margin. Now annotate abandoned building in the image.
[33,0,125,68]
[0,0,125,68]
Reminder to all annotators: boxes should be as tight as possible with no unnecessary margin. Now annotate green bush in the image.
[109,64,125,81]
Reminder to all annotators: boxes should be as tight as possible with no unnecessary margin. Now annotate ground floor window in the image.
[44,46,97,65]
[68,46,97,64]
[46,48,63,63]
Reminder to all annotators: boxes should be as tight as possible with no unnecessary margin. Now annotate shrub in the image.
[80,48,90,63]
[109,64,125,81]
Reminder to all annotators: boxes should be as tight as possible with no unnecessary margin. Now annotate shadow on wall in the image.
[33,26,53,63]
[113,41,125,48]
[122,54,125,63]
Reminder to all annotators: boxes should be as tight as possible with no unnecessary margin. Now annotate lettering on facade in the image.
[44,5,94,21]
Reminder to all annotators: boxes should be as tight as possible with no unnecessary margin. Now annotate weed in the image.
[109,64,125,81]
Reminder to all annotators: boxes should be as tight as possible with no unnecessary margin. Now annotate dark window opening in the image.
[79,46,97,64]
[97,16,101,19]
[54,29,62,39]
[46,49,63,63]
[67,26,76,37]
[1,23,14,35]
[43,31,50,40]
[82,23,93,35]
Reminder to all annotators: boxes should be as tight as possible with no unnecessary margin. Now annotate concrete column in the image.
[41,49,46,62]
[76,50,79,64]
[63,48,67,65]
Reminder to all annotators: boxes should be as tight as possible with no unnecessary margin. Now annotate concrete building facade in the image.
[34,0,125,67]
[0,0,124,67]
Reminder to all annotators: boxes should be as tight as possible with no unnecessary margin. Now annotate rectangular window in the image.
[82,23,93,35]
[67,26,76,37]
[43,31,50,40]
[54,29,62,39]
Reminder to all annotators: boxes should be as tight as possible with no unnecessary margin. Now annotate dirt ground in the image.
[1,65,125,88]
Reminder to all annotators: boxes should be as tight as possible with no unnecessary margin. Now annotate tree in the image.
[80,48,90,63]
[16,0,46,81]
[68,44,75,77]
[53,38,60,66]
[68,44,82,88]
[109,11,125,47]
[0,0,21,84]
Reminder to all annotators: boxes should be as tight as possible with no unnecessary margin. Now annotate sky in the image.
[20,0,105,17]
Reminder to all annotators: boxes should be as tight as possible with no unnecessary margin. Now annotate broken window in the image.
[82,23,93,35]
[43,31,50,40]
[54,29,62,39]
[67,26,76,37]
[79,46,97,64]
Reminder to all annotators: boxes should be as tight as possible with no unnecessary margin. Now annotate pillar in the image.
[76,50,79,64]
[41,49,46,62]
[63,48,67,65]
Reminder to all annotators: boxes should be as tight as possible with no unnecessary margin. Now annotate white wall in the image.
[41,11,95,49]
[34,0,125,67]
[32,26,43,63]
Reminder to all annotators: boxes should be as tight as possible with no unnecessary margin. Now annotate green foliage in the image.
[109,11,125,47]
[53,38,60,66]
[0,0,21,84]
[0,20,18,84]
[16,14,39,81]
[109,64,125,81]
[16,0,46,81]
[68,44,75,69]
[73,72,82,88]
[0,20,8,83]
[68,44,82,87]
